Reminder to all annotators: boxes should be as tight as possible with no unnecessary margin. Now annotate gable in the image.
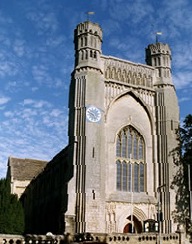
[7,157,48,181]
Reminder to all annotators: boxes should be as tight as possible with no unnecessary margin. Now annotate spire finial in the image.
[155,32,163,43]
[86,11,95,21]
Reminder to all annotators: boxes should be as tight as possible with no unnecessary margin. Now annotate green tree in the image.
[171,114,192,229]
[0,178,24,234]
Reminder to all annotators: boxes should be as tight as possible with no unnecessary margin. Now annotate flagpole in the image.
[86,11,95,21]
[188,164,192,221]
[130,153,134,233]
[155,32,163,43]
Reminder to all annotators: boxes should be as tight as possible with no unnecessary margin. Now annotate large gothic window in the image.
[116,125,145,192]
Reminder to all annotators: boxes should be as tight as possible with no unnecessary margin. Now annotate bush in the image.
[0,178,24,234]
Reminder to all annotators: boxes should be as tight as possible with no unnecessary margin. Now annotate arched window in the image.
[133,136,138,159]
[128,162,132,192]
[85,36,87,46]
[122,161,127,191]
[93,51,97,59]
[91,36,93,46]
[116,160,121,190]
[116,125,145,192]
[134,163,139,192]
[140,163,145,192]
[154,58,157,66]
[85,50,88,59]
[138,138,144,159]
[116,136,121,157]
[122,132,127,157]
[80,37,83,47]
[81,50,84,60]
[128,130,132,157]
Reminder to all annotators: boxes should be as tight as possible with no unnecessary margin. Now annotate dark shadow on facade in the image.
[20,146,72,234]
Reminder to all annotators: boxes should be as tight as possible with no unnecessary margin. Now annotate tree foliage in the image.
[180,114,192,164]
[171,114,192,228]
[0,178,24,234]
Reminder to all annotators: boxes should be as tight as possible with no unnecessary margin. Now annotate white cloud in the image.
[46,36,66,48]
[0,34,11,47]
[13,39,26,57]
[32,65,51,85]
[0,11,13,25]
[50,109,62,117]
[23,99,51,109]
[26,11,58,35]
[172,42,192,69]
[173,71,192,89]
[0,61,19,77]
[0,98,68,178]
[155,0,192,39]
[31,87,39,92]
[0,96,10,105]
[178,96,191,103]
[108,0,153,23]
[4,111,14,117]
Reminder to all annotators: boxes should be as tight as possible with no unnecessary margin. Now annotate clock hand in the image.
[88,111,96,119]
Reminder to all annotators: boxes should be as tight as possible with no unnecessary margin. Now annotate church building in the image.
[13,19,180,236]
[65,20,179,235]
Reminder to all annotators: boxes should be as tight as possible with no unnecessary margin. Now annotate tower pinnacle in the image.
[145,42,173,85]
[74,20,103,71]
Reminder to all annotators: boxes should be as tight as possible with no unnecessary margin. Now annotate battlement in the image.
[76,21,103,41]
[146,42,171,55]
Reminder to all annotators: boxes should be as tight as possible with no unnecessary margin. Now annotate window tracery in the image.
[116,125,145,192]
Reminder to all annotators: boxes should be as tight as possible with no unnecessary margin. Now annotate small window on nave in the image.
[116,125,145,192]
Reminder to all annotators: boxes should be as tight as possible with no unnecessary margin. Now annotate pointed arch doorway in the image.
[123,215,142,233]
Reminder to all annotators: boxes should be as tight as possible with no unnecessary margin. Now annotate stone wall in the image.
[20,146,72,234]
[0,232,186,244]
[0,234,24,243]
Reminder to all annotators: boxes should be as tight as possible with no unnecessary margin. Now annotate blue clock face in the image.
[86,106,101,123]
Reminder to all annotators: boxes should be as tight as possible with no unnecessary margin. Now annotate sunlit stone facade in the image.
[66,20,179,234]
[10,20,180,236]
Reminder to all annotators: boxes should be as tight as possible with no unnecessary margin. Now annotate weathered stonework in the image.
[66,20,180,235]
[8,20,180,238]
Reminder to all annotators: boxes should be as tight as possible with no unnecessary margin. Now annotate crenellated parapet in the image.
[145,42,172,84]
[0,231,183,244]
[147,42,171,55]
[74,21,102,70]
[76,21,103,43]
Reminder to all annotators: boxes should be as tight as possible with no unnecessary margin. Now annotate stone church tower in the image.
[66,20,179,235]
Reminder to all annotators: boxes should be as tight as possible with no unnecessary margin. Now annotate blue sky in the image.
[0,0,192,178]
